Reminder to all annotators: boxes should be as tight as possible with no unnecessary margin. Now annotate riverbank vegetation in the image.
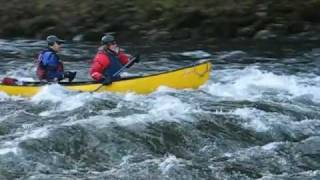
[1,0,320,42]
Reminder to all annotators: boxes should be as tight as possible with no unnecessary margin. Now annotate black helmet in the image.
[46,35,65,45]
[101,34,115,45]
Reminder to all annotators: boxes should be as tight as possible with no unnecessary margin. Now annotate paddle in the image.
[92,55,138,92]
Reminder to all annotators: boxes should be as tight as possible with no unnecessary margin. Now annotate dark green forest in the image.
[0,0,320,41]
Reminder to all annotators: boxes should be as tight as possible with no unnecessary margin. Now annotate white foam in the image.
[0,126,51,155]
[62,114,113,127]
[261,142,282,151]
[119,155,134,166]
[260,170,320,179]
[0,91,26,101]
[19,126,50,140]
[232,108,269,132]
[122,92,144,101]
[231,107,293,132]
[288,119,320,136]
[31,84,73,103]
[65,113,147,127]
[0,92,10,100]
[0,147,18,155]
[63,101,191,127]
[154,86,178,93]
[205,66,320,102]
[117,93,198,125]
[115,114,150,126]
[31,84,94,112]
[147,95,196,122]
[231,107,320,135]
[159,155,182,175]
[2,126,50,147]
[61,93,198,128]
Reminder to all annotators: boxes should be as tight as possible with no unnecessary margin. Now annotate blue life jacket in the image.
[37,48,64,81]
[101,50,123,80]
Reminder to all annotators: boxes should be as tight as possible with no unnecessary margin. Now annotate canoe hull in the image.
[0,60,211,97]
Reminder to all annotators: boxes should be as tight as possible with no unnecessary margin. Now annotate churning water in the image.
[0,39,320,179]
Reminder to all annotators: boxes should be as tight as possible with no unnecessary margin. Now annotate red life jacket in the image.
[96,49,124,80]
[57,62,64,73]
[36,51,47,80]
[36,64,46,80]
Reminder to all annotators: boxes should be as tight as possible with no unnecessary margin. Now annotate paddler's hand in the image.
[64,71,77,82]
[127,54,140,68]
[101,75,112,85]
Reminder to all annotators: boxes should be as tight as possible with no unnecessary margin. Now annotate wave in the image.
[205,66,320,103]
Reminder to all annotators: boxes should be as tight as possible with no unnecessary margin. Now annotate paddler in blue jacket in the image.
[36,35,76,82]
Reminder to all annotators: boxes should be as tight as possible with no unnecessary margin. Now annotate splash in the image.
[0,126,51,155]
[159,155,184,175]
[205,66,320,102]
[31,84,97,114]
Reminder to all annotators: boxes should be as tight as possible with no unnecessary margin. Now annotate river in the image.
[0,38,319,180]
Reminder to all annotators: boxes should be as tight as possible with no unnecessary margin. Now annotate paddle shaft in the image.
[92,57,136,92]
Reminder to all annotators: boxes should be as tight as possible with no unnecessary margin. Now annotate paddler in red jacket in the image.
[90,34,140,85]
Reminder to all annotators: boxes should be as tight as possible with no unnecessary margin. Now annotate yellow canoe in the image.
[0,60,211,97]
